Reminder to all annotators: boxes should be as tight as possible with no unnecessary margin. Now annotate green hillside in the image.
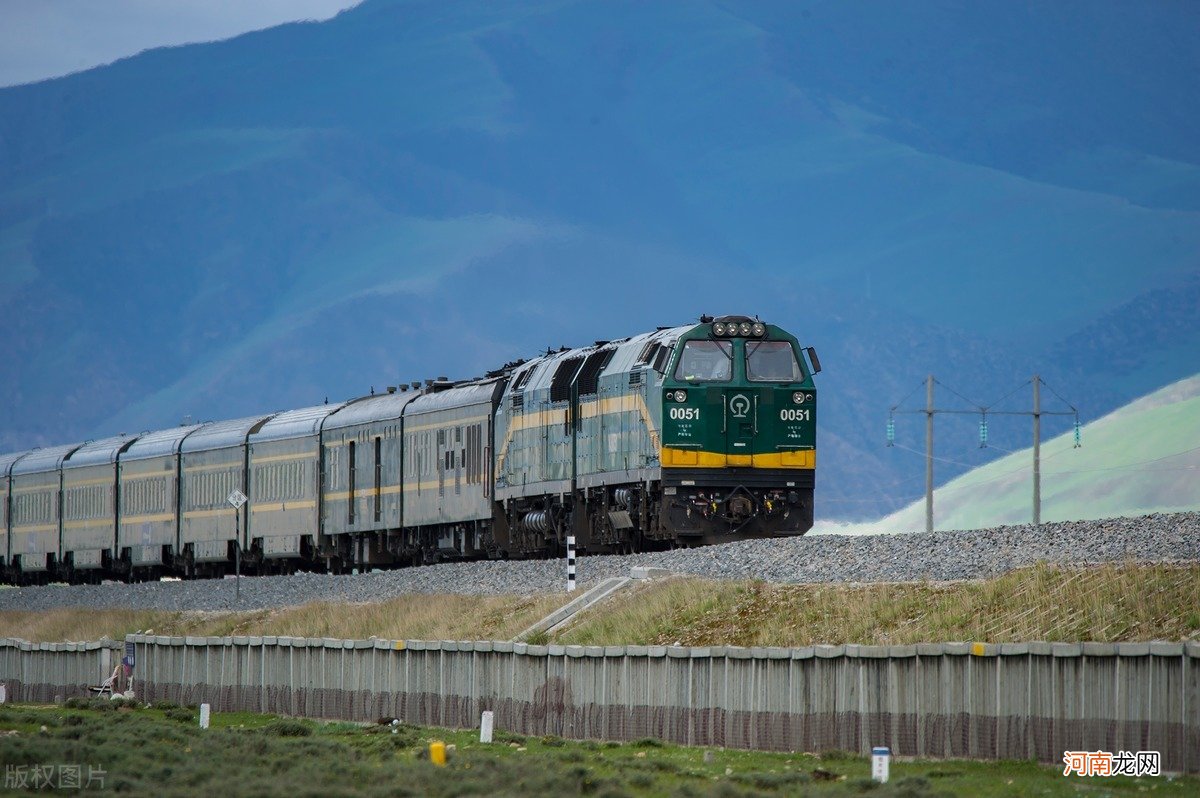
[819,374,1200,533]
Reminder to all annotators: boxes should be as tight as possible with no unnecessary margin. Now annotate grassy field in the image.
[1,563,1195,647]
[0,702,1193,797]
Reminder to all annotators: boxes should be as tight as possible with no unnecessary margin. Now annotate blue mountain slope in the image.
[0,0,1197,519]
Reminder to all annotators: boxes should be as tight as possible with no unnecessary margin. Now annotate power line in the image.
[886,375,1081,532]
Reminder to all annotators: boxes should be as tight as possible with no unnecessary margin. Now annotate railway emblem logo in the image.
[729,394,751,418]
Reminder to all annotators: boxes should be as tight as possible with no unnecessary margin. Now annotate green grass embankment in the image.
[1,563,1196,647]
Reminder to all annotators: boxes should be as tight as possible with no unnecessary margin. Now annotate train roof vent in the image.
[577,349,615,396]
[550,356,585,403]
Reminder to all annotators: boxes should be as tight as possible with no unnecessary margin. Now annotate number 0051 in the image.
[669,407,700,421]
[780,408,811,422]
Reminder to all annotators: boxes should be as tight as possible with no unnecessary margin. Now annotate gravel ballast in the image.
[0,512,1197,613]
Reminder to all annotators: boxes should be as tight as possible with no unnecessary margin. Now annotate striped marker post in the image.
[566,535,576,592]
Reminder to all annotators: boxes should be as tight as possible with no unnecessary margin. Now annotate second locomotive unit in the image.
[0,315,819,583]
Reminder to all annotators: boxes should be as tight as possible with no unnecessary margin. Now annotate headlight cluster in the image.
[792,391,813,404]
[668,389,688,402]
[712,321,767,337]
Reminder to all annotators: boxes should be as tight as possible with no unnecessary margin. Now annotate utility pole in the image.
[925,375,934,534]
[1032,375,1041,527]
[888,374,1079,531]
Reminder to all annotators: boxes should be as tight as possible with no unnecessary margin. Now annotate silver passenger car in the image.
[60,434,140,572]
[322,390,420,563]
[402,380,503,556]
[118,424,208,571]
[247,404,345,563]
[0,450,32,569]
[9,443,82,574]
[180,415,274,568]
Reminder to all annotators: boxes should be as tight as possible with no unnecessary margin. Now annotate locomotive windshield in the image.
[674,340,733,382]
[745,340,804,382]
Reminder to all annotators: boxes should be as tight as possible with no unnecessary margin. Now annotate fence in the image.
[3,636,1197,772]
[0,638,123,703]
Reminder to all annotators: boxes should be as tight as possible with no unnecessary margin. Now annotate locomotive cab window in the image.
[746,340,804,382]
[673,340,733,382]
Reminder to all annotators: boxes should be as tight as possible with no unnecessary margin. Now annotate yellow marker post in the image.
[971,642,987,657]
[430,741,446,766]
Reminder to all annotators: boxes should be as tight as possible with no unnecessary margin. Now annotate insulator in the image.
[1074,418,1082,448]
[521,511,551,533]
[614,488,633,508]
[979,418,988,448]
[886,418,895,447]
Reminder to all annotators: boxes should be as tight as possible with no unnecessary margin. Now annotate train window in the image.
[746,340,804,382]
[651,344,672,374]
[673,340,733,382]
[576,349,614,396]
[465,426,473,484]
[636,341,657,365]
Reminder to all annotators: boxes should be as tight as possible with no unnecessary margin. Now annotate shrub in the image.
[164,707,195,723]
[260,719,313,737]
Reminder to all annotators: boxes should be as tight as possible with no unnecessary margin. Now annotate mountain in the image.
[1,0,1197,519]
[820,373,1200,533]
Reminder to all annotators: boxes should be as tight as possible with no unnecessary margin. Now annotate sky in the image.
[0,0,361,87]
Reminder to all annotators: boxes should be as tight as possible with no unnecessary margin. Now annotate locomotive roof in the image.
[250,403,348,443]
[63,434,141,469]
[518,324,693,392]
[0,450,32,477]
[121,424,210,461]
[405,380,503,414]
[603,325,692,374]
[11,442,84,476]
[324,391,421,431]
[181,414,276,453]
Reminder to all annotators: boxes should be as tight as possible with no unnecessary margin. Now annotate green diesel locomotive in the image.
[492,314,819,554]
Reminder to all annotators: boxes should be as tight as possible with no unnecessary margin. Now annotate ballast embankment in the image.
[0,512,1195,613]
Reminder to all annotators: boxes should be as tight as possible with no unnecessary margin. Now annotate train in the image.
[0,315,820,584]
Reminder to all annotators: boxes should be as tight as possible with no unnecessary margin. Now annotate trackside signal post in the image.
[889,375,1079,531]
[227,489,247,600]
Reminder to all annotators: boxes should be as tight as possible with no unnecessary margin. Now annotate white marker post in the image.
[566,535,576,592]
[480,710,494,743]
[199,703,211,729]
[871,747,890,783]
